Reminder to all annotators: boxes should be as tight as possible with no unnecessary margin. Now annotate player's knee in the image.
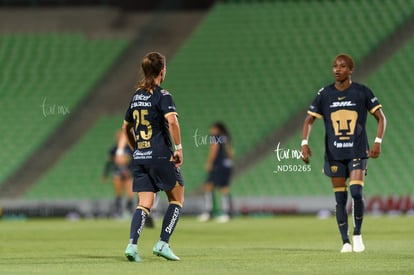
[220,187,230,195]
[350,184,363,201]
[204,183,214,192]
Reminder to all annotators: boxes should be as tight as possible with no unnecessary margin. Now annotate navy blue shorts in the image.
[324,158,367,178]
[206,166,232,187]
[132,161,184,193]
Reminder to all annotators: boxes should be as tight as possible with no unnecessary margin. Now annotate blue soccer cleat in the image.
[152,241,180,261]
[125,244,142,262]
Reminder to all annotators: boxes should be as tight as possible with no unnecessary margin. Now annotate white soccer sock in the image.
[221,194,230,215]
[204,191,213,213]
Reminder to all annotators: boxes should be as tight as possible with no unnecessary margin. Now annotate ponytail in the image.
[137,52,166,92]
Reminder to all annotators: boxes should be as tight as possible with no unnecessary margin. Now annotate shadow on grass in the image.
[243,247,332,253]
[76,254,120,260]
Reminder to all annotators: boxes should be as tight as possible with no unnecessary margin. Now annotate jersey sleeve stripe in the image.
[123,119,133,125]
[307,110,323,119]
[369,104,382,114]
[164,112,178,118]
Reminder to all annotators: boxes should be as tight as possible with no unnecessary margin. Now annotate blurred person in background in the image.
[198,122,234,223]
[102,130,134,218]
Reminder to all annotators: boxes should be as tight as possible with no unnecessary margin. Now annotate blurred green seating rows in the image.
[234,37,414,197]
[22,0,414,199]
[163,0,414,192]
[0,33,128,185]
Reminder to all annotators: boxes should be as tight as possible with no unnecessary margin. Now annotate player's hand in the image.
[173,150,183,168]
[301,145,312,164]
[369,142,381,158]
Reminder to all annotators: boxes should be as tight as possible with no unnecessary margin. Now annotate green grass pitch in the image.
[1,216,413,274]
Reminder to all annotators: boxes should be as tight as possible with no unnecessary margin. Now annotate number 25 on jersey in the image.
[133,109,152,149]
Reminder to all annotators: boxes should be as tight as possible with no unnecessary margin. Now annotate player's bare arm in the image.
[301,114,315,164]
[369,109,386,159]
[166,113,183,167]
[122,121,135,150]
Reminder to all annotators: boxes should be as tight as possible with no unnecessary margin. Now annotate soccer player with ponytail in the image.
[123,52,184,262]
[301,54,386,253]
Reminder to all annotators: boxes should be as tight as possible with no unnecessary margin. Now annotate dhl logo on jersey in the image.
[329,101,356,108]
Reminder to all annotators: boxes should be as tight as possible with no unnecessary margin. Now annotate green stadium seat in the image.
[24,116,123,200]
[0,33,128,186]
[235,36,414,197]
[166,0,414,195]
[23,0,414,199]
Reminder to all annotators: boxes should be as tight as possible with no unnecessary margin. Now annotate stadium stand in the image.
[0,33,128,187]
[362,37,414,196]
[23,115,122,199]
[163,0,414,192]
[234,36,414,198]
[22,0,414,200]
